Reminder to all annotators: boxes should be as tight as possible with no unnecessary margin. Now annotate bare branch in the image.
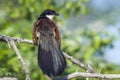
[0,77,17,80]
[1,34,120,80]
[56,72,120,80]
[0,34,32,44]
[63,52,95,73]
[0,34,95,73]
[7,40,30,80]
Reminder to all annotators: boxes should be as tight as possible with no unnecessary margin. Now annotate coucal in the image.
[32,9,66,77]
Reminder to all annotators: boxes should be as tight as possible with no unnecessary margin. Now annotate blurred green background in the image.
[0,0,120,80]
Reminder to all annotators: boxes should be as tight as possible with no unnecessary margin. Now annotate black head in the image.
[39,9,59,20]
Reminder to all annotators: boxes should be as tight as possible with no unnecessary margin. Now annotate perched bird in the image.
[32,9,66,77]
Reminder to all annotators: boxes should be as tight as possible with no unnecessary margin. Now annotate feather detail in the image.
[38,30,66,77]
[33,18,66,77]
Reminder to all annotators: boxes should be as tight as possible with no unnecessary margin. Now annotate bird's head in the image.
[40,9,59,20]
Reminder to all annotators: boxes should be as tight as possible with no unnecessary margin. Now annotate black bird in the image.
[32,9,66,77]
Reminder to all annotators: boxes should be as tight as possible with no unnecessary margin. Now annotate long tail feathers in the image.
[38,36,66,77]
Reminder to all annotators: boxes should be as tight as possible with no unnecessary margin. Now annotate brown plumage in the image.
[32,9,66,77]
[32,18,61,46]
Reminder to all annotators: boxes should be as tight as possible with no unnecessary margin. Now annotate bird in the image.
[32,9,66,78]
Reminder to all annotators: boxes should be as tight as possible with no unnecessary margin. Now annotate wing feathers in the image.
[38,32,66,77]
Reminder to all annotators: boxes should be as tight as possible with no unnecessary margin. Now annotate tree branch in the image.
[8,40,30,80]
[0,34,95,73]
[0,77,17,80]
[0,34,32,44]
[56,72,120,80]
[63,52,95,73]
[1,34,120,80]
[0,35,30,80]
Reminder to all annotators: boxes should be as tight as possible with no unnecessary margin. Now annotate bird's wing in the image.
[36,20,66,77]
[32,20,40,45]
[54,26,61,46]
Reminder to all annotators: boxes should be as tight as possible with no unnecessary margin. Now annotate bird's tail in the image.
[38,35,66,77]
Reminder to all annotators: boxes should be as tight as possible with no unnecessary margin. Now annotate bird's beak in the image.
[54,13,59,16]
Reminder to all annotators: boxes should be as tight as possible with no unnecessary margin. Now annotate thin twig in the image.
[7,40,30,80]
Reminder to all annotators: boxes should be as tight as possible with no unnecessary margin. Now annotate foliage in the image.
[0,0,119,80]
